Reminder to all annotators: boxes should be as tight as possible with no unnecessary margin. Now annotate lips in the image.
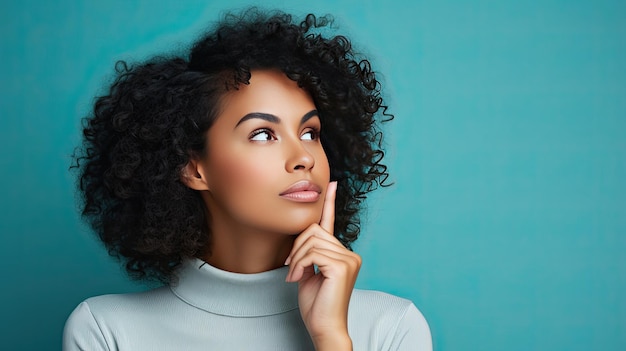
[279,180,322,202]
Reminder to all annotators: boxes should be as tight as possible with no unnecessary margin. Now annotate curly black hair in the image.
[73,8,391,283]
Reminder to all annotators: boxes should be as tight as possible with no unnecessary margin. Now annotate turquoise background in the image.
[1,0,625,350]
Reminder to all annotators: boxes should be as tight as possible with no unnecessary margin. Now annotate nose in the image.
[285,140,315,172]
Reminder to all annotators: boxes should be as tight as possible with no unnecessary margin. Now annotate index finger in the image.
[319,181,337,234]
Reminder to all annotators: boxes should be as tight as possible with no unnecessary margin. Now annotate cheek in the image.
[203,143,330,234]
[208,149,274,192]
[312,146,331,179]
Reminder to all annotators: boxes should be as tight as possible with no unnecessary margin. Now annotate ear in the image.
[180,158,210,191]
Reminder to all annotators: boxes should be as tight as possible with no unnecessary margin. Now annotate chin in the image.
[280,220,320,236]
[276,212,323,235]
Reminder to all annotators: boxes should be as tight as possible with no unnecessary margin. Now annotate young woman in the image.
[64,9,432,351]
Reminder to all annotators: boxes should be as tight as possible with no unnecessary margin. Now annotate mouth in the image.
[279,180,322,203]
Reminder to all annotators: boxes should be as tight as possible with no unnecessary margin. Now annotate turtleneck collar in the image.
[170,258,299,317]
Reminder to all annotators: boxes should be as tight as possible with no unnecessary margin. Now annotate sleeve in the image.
[63,301,111,351]
[388,303,433,351]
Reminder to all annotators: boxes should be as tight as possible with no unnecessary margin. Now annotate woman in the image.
[64,9,432,350]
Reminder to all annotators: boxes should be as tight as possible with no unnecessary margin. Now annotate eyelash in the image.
[248,127,321,142]
[301,128,320,141]
[249,128,276,141]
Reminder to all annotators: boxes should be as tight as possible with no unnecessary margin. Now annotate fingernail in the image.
[284,256,291,265]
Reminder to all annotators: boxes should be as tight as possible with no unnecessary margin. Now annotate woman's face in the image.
[196,70,330,235]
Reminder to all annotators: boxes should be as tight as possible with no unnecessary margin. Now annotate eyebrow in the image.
[235,109,319,127]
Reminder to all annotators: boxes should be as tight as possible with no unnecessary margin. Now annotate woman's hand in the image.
[285,181,361,351]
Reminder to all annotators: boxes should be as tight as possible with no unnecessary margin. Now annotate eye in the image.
[301,129,320,141]
[249,128,276,142]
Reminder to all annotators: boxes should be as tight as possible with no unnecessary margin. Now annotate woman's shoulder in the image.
[63,287,173,351]
[348,289,432,351]
[74,286,172,313]
[351,288,415,309]
[65,286,175,326]
[349,288,427,322]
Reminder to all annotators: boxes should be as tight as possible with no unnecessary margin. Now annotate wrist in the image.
[312,333,352,351]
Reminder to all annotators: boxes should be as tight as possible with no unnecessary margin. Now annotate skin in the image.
[183,70,361,350]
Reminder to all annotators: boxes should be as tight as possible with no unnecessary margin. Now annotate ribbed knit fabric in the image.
[63,258,432,350]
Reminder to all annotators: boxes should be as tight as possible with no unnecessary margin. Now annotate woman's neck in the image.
[203,224,295,274]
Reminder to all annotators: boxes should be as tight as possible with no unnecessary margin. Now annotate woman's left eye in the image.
[301,129,319,141]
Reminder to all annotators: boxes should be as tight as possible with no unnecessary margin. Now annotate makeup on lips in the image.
[279,180,322,202]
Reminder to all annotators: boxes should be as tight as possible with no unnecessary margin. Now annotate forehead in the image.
[216,70,316,123]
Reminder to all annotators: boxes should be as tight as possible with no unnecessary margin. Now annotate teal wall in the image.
[1,0,624,350]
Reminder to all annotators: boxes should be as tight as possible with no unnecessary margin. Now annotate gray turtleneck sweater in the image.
[63,259,431,350]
